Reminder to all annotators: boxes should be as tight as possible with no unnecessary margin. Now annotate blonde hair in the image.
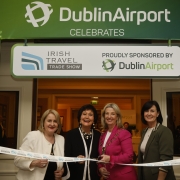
[101,103,122,130]
[38,109,61,134]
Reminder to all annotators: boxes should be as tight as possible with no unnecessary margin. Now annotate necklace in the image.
[80,128,92,140]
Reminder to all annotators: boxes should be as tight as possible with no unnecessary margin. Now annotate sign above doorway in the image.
[11,44,180,78]
[1,0,180,39]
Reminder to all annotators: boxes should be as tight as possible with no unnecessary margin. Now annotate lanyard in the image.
[79,128,93,180]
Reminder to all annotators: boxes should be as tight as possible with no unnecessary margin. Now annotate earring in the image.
[79,123,82,128]
[92,123,95,129]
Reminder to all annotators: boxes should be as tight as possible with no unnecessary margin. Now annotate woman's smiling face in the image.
[80,109,94,129]
[144,105,159,126]
[105,107,117,128]
[43,113,58,135]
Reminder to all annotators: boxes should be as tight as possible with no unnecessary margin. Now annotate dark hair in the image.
[141,100,163,125]
[123,122,129,126]
[77,104,98,124]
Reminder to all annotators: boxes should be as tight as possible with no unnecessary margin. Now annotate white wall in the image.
[0,42,33,179]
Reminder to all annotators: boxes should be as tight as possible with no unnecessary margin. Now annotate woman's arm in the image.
[157,170,167,180]
[14,131,38,170]
[29,159,48,169]
[110,130,134,164]
[158,127,174,176]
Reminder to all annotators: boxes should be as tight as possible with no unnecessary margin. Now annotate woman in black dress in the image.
[65,104,101,180]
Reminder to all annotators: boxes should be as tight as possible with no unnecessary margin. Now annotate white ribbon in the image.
[1,146,180,167]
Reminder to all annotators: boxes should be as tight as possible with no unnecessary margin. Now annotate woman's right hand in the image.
[99,155,110,163]
[30,159,48,168]
[77,155,85,164]
[99,167,110,179]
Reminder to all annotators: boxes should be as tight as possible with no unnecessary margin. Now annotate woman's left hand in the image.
[99,167,110,179]
[99,155,110,163]
[54,168,64,180]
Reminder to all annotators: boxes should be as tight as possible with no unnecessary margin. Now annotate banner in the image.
[1,0,180,39]
[11,44,180,78]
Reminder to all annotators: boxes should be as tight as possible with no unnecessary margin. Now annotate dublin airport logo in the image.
[102,59,116,72]
[21,52,44,70]
[25,1,53,27]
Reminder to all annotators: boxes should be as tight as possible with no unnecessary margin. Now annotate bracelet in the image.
[159,167,168,173]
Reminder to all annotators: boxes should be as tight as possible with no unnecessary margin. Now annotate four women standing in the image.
[14,101,176,180]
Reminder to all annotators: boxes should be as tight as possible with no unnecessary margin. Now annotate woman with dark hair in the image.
[65,104,101,180]
[138,100,175,180]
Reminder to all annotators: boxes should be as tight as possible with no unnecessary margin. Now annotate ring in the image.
[42,164,46,167]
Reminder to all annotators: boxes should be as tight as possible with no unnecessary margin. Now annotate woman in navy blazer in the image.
[138,101,175,180]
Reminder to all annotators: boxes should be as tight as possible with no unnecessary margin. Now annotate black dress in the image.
[0,124,3,146]
[44,143,57,180]
[65,128,101,180]
[0,123,5,146]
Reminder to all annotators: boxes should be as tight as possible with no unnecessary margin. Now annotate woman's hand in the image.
[99,155,110,163]
[77,155,85,164]
[157,170,167,180]
[30,159,48,168]
[99,167,110,179]
[54,168,64,180]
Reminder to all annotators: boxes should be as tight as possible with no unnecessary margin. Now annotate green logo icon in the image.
[102,59,116,72]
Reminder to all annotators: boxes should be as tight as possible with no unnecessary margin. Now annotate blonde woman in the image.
[98,103,137,180]
[14,109,67,180]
